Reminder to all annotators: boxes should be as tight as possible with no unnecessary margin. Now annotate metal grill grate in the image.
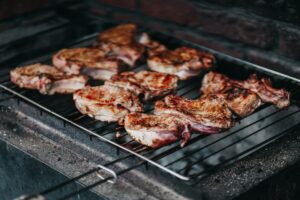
[1,6,300,199]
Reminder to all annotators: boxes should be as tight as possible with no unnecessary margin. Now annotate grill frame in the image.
[1,14,300,184]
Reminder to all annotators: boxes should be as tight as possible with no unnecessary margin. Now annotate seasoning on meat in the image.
[105,70,178,101]
[201,72,290,117]
[124,113,191,148]
[147,47,215,80]
[94,24,145,67]
[155,94,233,133]
[73,85,143,123]
[10,63,88,95]
[53,48,125,80]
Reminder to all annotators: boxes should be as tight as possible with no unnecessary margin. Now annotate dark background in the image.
[1,0,300,77]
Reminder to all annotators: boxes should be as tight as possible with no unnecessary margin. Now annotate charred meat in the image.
[200,71,232,94]
[217,88,263,117]
[95,24,145,67]
[155,94,233,134]
[10,63,88,95]
[201,72,263,117]
[201,72,290,111]
[73,85,143,123]
[105,70,178,101]
[53,48,125,80]
[124,113,191,148]
[232,74,290,109]
[147,47,215,80]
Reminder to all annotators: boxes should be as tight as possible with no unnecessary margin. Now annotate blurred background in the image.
[1,0,299,77]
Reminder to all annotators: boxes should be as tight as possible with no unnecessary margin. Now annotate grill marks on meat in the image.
[10,24,291,150]
[95,24,145,67]
[217,88,263,117]
[232,74,290,109]
[201,71,232,94]
[124,113,190,148]
[147,47,215,80]
[125,94,233,148]
[201,72,263,117]
[155,95,233,133]
[105,71,178,101]
[10,64,88,95]
[201,72,290,116]
[73,85,143,123]
[53,48,125,80]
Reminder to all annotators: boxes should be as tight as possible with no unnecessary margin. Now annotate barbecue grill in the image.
[1,2,300,200]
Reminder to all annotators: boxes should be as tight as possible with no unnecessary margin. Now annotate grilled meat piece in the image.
[201,72,290,109]
[105,70,178,101]
[155,95,233,134]
[201,72,263,117]
[95,24,145,67]
[200,71,232,94]
[137,33,167,57]
[53,48,125,80]
[232,74,290,109]
[10,63,88,95]
[217,88,263,117]
[147,47,215,80]
[73,85,143,123]
[124,113,191,148]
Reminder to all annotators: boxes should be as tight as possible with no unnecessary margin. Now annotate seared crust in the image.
[124,113,190,148]
[217,88,263,117]
[105,70,178,101]
[232,74,290,109]
[95,24,145,67]
[98,24,137,46]
[201,72,263,117]
[201,72,232,94]
[201,72,290,110]
[73,85,143,123]
[147,47,215,80]
[10,63,88,95]
[155,94,233,132]
[53,48,123,80]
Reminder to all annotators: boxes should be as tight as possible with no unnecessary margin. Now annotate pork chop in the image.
[10,63,88,95]
[147,47,215,80]
[53,48,125,80]
[154,94,233,134]
[201,72,290,110]
[105,70,178,101]
[124,113,191,148]
[201,72,263,117]
[95,24,145,67]
[73,85,143,123]
[232,74,290,109]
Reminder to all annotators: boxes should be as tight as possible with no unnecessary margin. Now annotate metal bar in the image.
[190,122,300,183]
[163,106,284,168]
[15,162,118,200]
[177,109,300,173]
